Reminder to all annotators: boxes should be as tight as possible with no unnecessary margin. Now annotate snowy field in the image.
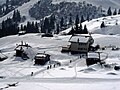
[0,1,120,88]
[0,33,120,90]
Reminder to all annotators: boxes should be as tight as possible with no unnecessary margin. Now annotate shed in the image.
[34,53,50,65]
[86,52,100,66]
[15,42,32,60]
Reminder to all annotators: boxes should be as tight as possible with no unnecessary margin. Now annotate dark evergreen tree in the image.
[69,13,72,25]
[75,14,79,33]
[1,20,6,36]
[86,15,90,21]
[13,10,16,22]
[16,10,21,22]
[107,7,112,16]
[35,22,39,33]
[20,24,24,31]
[100,21,105,28]
[83,25,88,34]
[56,24,59,34]
[24,25,27,32]
[113,9,117,15]
[118,9,120,14]
[12,10,21,22]
[43,17,50,33]
[26,21,31,33]
[0,6,3,16]
[60,17,64,27]
[49,15,55,31]
[81,15,85,23]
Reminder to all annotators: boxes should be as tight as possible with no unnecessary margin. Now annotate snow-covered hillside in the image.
[61,15,120,35]
[0,0,40,24]
[52,0,120,10]
[1,0,120,90]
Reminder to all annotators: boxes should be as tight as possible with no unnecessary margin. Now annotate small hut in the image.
[18,31,26,35]
[34,53,50,65]
[86,52,100,66]
[15,41,31,60]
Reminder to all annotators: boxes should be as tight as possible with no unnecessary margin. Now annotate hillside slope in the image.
[52,0,120,10]
[61,15,120,35]
[0,0,40,23]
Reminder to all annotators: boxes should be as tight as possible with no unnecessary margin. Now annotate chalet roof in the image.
[69,34,90,43]
[88,52,99,59]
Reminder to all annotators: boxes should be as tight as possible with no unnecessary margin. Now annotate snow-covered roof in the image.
[15,45,29,51]
[36,54,46,57]
[88,52,99,58]
[69,34,90,43]
[35,53,50,57]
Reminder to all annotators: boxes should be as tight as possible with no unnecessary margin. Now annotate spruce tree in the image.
[26,21,31,33]
[118,9,120,14]
[86,15,90,21]
[13,10,16,22]
[43,17,50,33]
[81,15,85,23]
[0,6,2,16]
[107,7,112,16]
[20,24,23,31]
[16,10,21,22]
[49,15,55,31]
[113,9,117,15]
[56,24,59,34]
[60,17,64,27]
[75,14,79,33]
[83,25,88,34]
[69,13,72,25]
[35,22,39,33]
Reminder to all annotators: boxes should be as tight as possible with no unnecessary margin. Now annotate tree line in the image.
[0,10,39,38]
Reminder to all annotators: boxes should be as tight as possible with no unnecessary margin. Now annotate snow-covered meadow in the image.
[0,0,120,89]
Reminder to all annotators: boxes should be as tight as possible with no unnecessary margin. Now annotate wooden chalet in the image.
[62,34,94,54]
[34,53,50,65]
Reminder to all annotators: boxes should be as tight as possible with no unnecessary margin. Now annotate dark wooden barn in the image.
[86,52,101,66]
[34,53,50,65]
